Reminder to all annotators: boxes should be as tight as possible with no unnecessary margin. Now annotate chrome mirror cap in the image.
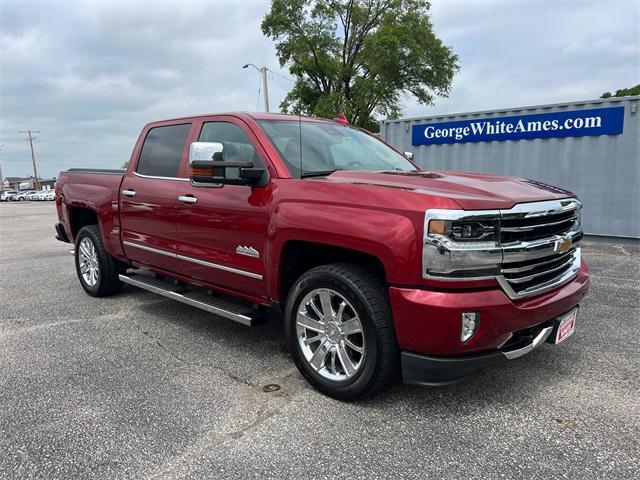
[189,142,224,166]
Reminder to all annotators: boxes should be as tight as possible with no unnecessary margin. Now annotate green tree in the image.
[262,0,459,131]
[600,84,640,98]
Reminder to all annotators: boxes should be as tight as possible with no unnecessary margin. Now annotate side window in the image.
[199,122,265,180]
[137,124,191,178]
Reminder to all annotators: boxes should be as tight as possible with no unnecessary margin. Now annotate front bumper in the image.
[402,321,556,385]
[390,261,589,384]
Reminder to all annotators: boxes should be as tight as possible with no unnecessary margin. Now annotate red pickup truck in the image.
[55,112,589,400]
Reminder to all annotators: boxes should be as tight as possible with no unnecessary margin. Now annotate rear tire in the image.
[74,225,125,297]
[284,263,399,401]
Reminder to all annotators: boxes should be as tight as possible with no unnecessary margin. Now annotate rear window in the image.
[137,124,191,178]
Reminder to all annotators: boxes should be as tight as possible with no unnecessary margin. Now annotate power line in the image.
[267,68,295,83]
[256,76,262,111]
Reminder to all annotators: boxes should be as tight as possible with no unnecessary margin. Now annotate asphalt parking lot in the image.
[1,201,638,480]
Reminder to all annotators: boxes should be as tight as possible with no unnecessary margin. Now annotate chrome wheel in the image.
[78,237,99,287]
[296,288,365,382]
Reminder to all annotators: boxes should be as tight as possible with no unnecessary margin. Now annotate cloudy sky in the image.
[0,0,638,179]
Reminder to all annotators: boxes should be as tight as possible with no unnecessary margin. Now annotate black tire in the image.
[284,263,399,401]
[74,225,124,297]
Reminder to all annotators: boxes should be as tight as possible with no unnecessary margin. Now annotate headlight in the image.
[428,219,498,242]
[423,210,502,280]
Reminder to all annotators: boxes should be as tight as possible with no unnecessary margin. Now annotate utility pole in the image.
[19,130,40,190]
[242,64,270,112]
[0,145,4,189]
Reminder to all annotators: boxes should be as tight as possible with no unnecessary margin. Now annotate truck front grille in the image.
[499,248,580,298]
[423,198,584,300]
[496,198,582,299]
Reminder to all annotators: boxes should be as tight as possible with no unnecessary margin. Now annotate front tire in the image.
[284,263,399,401]
[74,225,124,297]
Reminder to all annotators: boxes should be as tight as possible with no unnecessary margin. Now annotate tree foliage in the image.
[262,0,459,130]
[600,84,640,98]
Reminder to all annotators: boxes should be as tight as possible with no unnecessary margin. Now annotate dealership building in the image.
[380,96,639,238]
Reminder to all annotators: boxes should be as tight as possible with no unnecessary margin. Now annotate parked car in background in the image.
[14,191,35,201]
[35,190,52,200]
[45,190,56,201]
[1,190,18,201]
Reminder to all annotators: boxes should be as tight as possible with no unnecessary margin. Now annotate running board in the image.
[119,272,263,326]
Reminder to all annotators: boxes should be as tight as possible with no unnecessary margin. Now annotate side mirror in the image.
[404,151,414,160]
[189,142,265,186]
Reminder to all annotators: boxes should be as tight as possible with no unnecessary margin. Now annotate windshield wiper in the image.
[301,169,340,178]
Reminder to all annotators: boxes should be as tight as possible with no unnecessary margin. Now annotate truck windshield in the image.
[258,120,417,178]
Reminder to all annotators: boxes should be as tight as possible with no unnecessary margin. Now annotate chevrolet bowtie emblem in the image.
[554,236,572,253]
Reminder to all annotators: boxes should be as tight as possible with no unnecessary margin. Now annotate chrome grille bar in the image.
[501,252,577,284]
[500,249,574,274]
[500,214,578,232]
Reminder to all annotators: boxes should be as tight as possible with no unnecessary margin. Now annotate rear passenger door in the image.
[120,123,193,273]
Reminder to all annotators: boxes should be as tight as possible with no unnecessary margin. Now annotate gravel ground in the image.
[0,202,638,480]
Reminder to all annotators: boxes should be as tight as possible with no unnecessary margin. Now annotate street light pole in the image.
[243,63,270,112]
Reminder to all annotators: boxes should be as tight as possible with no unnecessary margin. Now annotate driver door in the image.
[174,118,272,300]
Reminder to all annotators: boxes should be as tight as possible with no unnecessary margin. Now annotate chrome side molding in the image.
[122,240,263,280]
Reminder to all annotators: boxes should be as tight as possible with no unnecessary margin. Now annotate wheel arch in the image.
[69,206,99,238]
[276,240,388,303]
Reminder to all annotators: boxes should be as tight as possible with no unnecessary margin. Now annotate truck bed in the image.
[56,168,126,258]
[66,168,126,175]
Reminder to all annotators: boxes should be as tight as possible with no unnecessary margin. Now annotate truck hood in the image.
[322,170,575,210]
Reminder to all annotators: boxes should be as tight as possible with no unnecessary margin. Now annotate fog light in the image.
[461,312,480,342]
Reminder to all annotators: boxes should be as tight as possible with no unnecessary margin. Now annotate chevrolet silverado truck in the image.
[54,112,589,400]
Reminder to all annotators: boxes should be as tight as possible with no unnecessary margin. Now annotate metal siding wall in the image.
[381,97,640,238]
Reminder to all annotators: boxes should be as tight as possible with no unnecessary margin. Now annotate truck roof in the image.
[148,111,337,125]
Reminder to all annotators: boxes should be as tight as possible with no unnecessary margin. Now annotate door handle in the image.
[121,189,136,198]
[178,195,197,204]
